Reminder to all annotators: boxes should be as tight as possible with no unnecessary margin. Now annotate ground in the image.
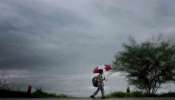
[0,98,175,100]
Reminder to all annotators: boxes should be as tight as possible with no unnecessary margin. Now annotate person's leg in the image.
[93,87,100,96]
[91,87,100,98]
[100,86,105,98]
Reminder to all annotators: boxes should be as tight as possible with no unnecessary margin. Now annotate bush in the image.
[108,91,144,97]
[109,92,126,97]
[0,88,68,98]
[130,91,144,97]
[158,92,175,97]
[0,89,28,98]
[56,94,68,98]
[32,88,57,97]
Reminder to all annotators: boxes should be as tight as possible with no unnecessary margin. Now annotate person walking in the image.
[90,69,105,99]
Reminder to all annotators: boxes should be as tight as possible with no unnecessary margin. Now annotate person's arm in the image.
[102,75,106,81]
[103,76,105,81]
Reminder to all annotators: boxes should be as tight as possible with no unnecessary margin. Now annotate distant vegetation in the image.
[0,88,68,98]
[0,71,68,98]
[107,91,175,98]
[107,91,144,97]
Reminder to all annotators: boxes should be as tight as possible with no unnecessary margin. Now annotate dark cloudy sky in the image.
[0,0,175,97]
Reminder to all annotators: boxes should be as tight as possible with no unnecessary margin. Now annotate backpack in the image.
[92,76,98,87]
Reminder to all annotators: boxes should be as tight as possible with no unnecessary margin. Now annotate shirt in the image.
[97,74,105,86]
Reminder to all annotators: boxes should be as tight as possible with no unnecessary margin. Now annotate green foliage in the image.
[130,91,144,97]
[108,91,175,98]
[0,89,29,98]
[109,91,127,97]
[32,88,56,97]
[113,39,175,95]
[108,91,144,97]
[158,92,175,97]
[56,94,68,98]
[0,88,67,98]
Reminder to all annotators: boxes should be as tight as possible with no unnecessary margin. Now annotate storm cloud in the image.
[0,0,175,96]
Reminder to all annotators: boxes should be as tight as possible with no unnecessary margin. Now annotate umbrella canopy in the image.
[104,64,112,71]
[93,67,99,73]
[93,64,112,73]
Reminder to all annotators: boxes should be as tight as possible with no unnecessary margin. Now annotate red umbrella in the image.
[104,64,112,71]
[93,67,99,73]
[93,64,112,73]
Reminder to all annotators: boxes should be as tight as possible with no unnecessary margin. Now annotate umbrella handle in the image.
[105,72,113,81]
[106,71,113,77]
[105,78,108,82]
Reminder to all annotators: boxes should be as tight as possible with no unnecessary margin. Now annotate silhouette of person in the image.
[27,85,32,94]
[90,69,105,98]
[127,86,130,93]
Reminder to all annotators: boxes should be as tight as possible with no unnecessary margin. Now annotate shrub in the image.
[109,91,127,97]
[108,91,144,97]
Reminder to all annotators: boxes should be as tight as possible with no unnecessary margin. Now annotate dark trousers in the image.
[92,85,104,97]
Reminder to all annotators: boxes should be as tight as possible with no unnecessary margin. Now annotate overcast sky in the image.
[0,0,175,97]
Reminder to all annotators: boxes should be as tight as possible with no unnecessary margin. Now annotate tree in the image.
[113,39,175,95]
